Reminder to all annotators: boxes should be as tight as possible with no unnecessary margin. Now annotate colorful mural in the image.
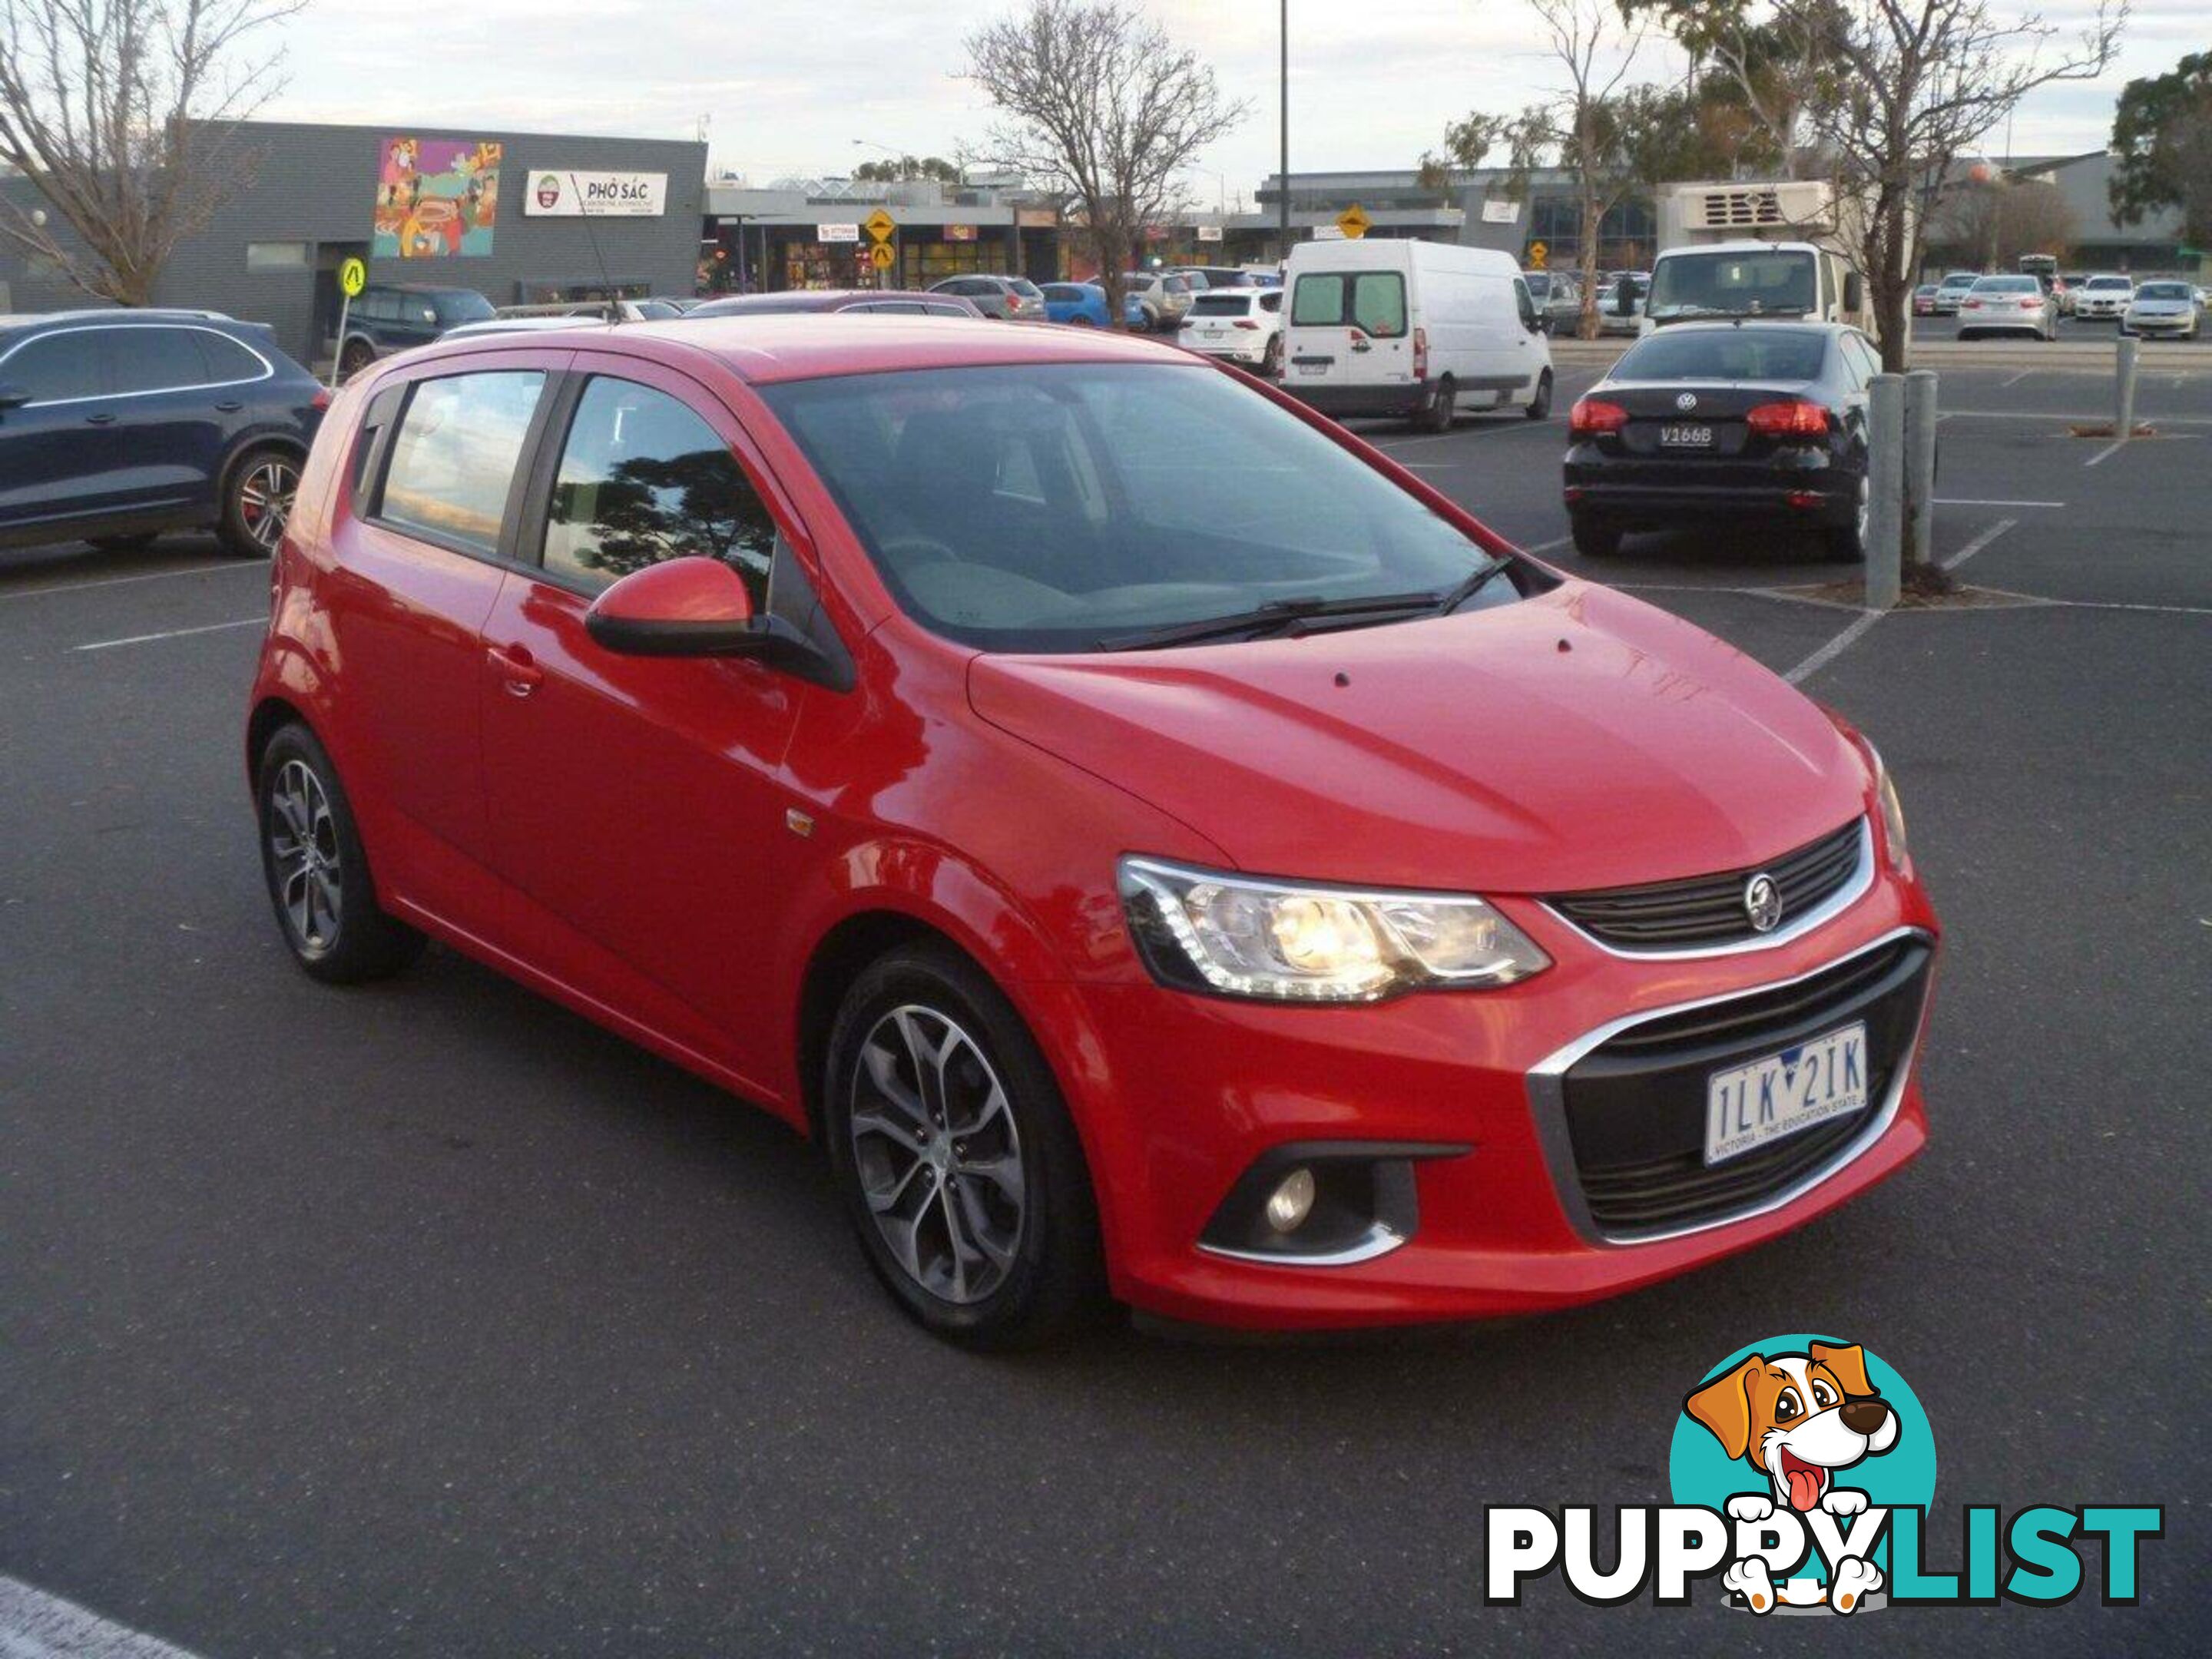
[373,137,502,259]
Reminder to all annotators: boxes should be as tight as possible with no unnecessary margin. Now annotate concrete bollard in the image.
[1864,374,1905,611]
[2114,336,2139,442]
[1905,369,1939,571]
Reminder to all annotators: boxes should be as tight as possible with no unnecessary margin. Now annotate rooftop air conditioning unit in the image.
[1684,180,1835,232]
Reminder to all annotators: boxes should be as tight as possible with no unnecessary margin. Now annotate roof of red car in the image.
[419,313,1189,385]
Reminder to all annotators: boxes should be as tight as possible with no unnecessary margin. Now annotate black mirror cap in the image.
[583,609,849,688]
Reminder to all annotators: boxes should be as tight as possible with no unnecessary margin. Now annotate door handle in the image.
[214,399,243,412]
[487,643,544,697]
[85,412,117,426]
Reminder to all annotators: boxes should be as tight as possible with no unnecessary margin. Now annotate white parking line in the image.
[2083,440,2127,469]
[1783,609,1884,686]
[0,1575,207,1657]
[1939,409,2212,423]
[0,561,264,602]
[2002,369,2034,388]
[1934,498,2064,508]
[1373,420,1558,452]
[1941,517,2021,572]
[72,617,265,653]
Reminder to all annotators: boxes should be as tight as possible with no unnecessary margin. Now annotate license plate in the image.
[1296,361,1329,376]
[1659,423,1714,448]
[1704,1023,1869,1166]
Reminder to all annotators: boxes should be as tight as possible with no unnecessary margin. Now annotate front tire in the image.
[337,338,376,380]
[219,447,300,558]
[256,724,426,984]
[823,943,1103,1349]
[1525,368,1554,420]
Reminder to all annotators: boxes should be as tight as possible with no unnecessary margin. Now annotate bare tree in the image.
[0,0,302,305]
[1930,172,2077,268]
[963,0,1247,326]
[1730,0,2125,370]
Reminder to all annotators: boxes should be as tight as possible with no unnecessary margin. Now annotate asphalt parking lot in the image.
[2,353,2206,1655]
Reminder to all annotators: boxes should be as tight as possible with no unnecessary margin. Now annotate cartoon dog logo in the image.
[1684,1340,1899,1614]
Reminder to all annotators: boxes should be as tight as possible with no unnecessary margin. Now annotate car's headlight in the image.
[1118,857,1550,1002]
[1864,742,1910,873]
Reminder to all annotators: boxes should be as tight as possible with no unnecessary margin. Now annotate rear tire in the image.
[1826,467,1870,562]
[1569,512,1621,558]
[1417,375,1455,434]
[823,942,1104,1349]
[218,446,300,558]
[256,723,426,985]
[1525,368,1554,421]
[1262,334,1283,378]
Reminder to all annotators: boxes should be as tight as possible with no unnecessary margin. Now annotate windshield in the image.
[2085,277,2131,290]
[1972,276,2038,293]
[2135,283,2192,300]
[760,363,1519,653]
[1611,327,1828,382]
[1648,250,1816,319]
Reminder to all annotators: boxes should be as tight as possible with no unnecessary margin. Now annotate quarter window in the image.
[195,331,269,386]
[377,371,546,556]
[541,377,775,608]
[2,331,106,402]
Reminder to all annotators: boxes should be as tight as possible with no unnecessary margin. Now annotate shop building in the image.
[0,121,706,366]
[703,176,1062,294]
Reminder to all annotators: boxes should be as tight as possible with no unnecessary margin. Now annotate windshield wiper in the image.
[1097,589,1443,651]
[1429,555,1514,615]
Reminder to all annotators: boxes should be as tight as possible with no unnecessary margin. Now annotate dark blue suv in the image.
[336,283,496,378]
[0,310,326,558]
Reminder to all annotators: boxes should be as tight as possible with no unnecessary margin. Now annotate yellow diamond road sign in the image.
[863,209,896,242]
[1527,240,1548,270]
[869,241,896,271]
[1336,204,1372,240]
[339,257,367,297]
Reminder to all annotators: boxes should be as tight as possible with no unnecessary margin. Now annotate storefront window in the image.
[246,241,310,272]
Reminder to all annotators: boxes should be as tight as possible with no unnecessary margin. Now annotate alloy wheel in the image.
[267,758,342,952]
[237,457,299,555]
[848,1005,1026,1304]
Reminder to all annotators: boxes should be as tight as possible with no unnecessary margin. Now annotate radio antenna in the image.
[568,171,622,323]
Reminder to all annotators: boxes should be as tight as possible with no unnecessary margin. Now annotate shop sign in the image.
[945,224,979,242]
[1016,208,1058,227]
[523,170,668,217]
[1196,224,1224,243]
[818,223,861,243]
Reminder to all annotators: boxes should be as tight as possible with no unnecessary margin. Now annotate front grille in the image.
[1560,936,1932,1235]
[1549,819,1864,951]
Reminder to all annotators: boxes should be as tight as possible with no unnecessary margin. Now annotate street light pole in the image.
[1279,0,1290,262]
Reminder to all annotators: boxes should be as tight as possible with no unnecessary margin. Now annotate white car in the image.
[1177,286,1285,374]
[1958,273,2055,341]
[2121,280,2200,339]
[1932,272,1981,315]
[2074,274,2134,320]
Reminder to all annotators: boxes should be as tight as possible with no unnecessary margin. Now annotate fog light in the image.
[1265,1167,1317,1233]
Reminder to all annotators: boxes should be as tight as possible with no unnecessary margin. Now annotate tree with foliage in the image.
[2108,51,2212,250]
[964,0,1247,327]
[1647,0,2126,371]
[0,0,303,304]
[853,156,965,185]
[1622,0,1849,178]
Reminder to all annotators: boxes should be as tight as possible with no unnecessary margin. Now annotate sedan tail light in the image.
[1568,397,1628,436]
[1412,326,1429,380]
[1962,299,1982,310]
[310,386,333,412]
[1745,399,1830,439]
[1233,319,1260,329]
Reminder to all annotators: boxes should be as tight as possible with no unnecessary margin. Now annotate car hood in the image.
[2129,300,2190,313]
[968,582,1868,895]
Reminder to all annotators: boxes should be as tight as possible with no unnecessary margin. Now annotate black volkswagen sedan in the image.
[1562,321,1880,561]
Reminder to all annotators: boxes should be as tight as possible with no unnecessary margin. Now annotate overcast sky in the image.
[263,1,2200,201]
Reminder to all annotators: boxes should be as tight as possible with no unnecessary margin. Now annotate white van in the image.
[1280,240,1554,429]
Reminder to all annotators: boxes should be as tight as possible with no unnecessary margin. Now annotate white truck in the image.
[1642,180,1872,334]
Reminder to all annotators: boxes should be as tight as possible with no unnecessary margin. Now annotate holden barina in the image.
[247,316,1939,1346]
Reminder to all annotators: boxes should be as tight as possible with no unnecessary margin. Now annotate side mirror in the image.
[1844,271,1865,313]
[0,384,30,410]
[1534,314,1552,335]
[584,557,761,657]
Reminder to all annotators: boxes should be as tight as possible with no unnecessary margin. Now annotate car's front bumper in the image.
[1053,856,1938,1330]
[2122,315,2197,335]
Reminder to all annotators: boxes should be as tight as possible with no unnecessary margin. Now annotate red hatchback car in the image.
[247,317,1938,1346]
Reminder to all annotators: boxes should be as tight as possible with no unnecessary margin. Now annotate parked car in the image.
[0,309,326,558]
[1281,238,1554,429]
[1523,270,1582,329]
[498,298,690,322]
[336,283,495,376]
[1121,271,1194,330]
[1038,282,1147,329]
[1932,272,1981,315]
[248,315,1937,1345]
[688,290,983,320]
[1958,273,2055,341]
[2073,274,2134,320]
[2120,280,2200,339]
[1912,283,1940,316]
[1562,320,1883,561]
[1170,267,1253,293]
[1596,271,1650,336]
[1177,286,1285,373]
[927,275,1047,321]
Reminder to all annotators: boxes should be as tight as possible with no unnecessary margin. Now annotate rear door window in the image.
[540,376,775,609]
[108,327,216,395]
[2,330,108,402]
[1290,272,1408,337]
[376,370,547,556]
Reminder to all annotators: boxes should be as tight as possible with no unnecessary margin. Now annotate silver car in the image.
[2121,280,2200,339]
[1121,271,1194,330]
[1958,273,2056,341]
